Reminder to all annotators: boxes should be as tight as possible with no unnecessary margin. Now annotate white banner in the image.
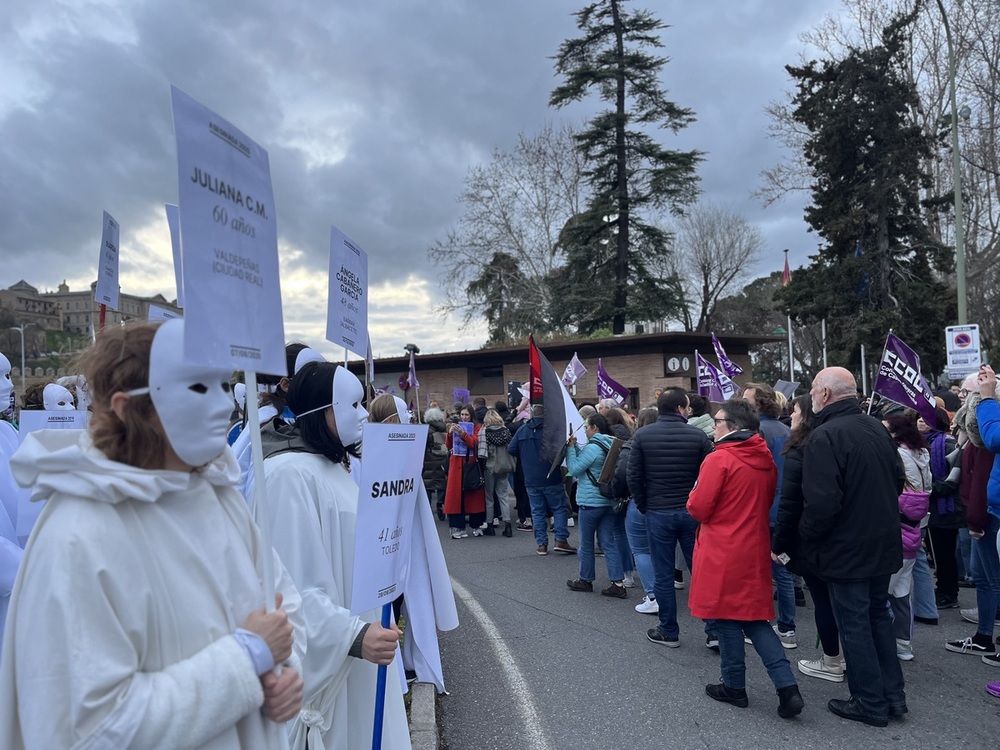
[171,85,285,375]
[148,304,181,321]
[350,422,428,615]
[945,324,982,380]
[165,203,184,308]
[326,225,369,358]
[16,410,89,543]
[93,211,120,310]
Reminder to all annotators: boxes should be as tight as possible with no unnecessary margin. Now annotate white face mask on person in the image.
[333,367,368,445]
[43,383,75,411]
[128,319,234,468]
[0,352,12,408]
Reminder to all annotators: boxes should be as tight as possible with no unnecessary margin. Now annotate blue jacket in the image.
[976,397,1000,520]
[566,433,614,508]
[759,416,788,524]
[508,418,563,487]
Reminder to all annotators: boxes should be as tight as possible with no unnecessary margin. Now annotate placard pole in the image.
[245,369,277,610]
[371,602,392,750]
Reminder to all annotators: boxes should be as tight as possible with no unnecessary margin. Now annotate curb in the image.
[409,682,439,750]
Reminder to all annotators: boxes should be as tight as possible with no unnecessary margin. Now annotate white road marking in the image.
[449,577,551,750]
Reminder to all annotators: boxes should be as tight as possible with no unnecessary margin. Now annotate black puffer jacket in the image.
[799,398,905,580]
[626,413,713,513]
[771,444,806,575]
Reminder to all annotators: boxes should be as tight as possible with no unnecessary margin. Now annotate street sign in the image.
[945,324,982,380]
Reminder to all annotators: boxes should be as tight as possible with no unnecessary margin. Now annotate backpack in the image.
[585,437,624,499]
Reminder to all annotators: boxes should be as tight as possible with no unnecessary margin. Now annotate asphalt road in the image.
[435,520,1000,749]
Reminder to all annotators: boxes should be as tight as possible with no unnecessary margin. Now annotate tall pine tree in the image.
[549,0,700,334]
[777,9,954,374]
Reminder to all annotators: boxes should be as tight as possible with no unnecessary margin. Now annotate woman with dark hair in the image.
[918,407,963,609]
[687,393,714,437]
[565,414,627,598]
[444,405,488,538]
[258,361,408,749]
[772,395,844,682]
[883,411,932,661]
[621,407,661,612]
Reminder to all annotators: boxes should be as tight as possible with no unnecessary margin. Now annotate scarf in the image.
[926,429,955,515]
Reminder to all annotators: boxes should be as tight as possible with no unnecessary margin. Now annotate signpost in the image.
[945,324,982,381]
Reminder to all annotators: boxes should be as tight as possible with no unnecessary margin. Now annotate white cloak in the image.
[258,451,411,750]
[0,430,305,750]
[0,420,24,657]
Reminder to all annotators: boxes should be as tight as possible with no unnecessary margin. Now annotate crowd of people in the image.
[426,365,1000,726]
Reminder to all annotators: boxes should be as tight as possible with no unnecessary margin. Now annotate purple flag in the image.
[406,350,420,389]
[874,333,937,425]
[711,333,744,378]
[596,359,629,406]
[696,351,741,403]
[561,353,587,387]
[453,388,470,405]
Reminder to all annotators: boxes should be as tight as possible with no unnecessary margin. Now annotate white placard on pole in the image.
[945,324,982,380]
[147,304,181,322]
[15,411,89,544]
[94,211,120,310]
[165,203,184,308]
[326,225,369,359]
[351,422,428,615]
[170,85,285,376]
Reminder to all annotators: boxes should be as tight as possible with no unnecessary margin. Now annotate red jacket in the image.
[443,425,486,516]
[687,432,777,622]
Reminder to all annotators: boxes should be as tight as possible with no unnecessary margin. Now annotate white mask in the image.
[129,319,234,467]
[294,347,325,374]
[0,352,12,408]
[233,382,247,410]
[43,383,75,411]
[392,396,412,425]
[333,367,368,445]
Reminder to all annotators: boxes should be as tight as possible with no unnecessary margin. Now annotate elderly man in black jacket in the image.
[800,367,905,727]
[627,387,713,647]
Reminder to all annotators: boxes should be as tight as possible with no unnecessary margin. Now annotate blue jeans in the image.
[625,502,655,596]
[716,620,796,691]
[972,514,1000,637]
[578,505,624,582]
[827,575,905,718]
[527,483,569,547]
[911,542,938,619]
[613,513,633,574]
[772,560,796,633]
[646,508,697,638]
[957,527,974,579]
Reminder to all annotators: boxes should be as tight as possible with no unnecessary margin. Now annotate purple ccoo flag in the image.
[696,351,741,403]
[873,332,937,425]
[596,359,629,406]
[561,352,587,387]
[711,333,744,378]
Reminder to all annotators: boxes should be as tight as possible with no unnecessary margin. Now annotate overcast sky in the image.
[0,0,844,359]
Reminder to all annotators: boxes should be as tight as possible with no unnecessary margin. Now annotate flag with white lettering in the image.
[711,333,744,378]
[596,359,629,406]
[561,352,587,387]
[873,332,937,425]
[696,350,740,403]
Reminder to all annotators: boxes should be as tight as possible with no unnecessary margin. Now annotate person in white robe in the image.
[0,319,305,749]
[0,350,22,653]
[257,361,411,750]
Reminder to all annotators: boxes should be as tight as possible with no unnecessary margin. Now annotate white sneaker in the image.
[773,625,797,649]
[962,607,979,624]
[450,528,468,539]
[622,574,636,588]
[568,517,575,527]
[896,638,914,661]
[797,654,845,682]
[635,595,659,614]
[674,579,685,590]
[493,517,500,526]
[472,527,484,537]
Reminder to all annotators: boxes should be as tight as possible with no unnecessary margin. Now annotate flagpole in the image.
[868,331,892,415]
[786,314,794,381]
[821,319,828,368]
[860,343,868,397]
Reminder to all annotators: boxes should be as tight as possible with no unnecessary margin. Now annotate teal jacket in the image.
[566,433,614,508]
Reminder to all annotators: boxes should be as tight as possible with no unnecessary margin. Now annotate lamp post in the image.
[935,0,967,324]
[8,325,26,396]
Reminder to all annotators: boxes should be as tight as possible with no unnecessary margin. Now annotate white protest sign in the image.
[326,225,368,358]
[93,211,120,309]
[171,85,285,375]
[165,203,184,308]
[945,324,982,380]
[148,304,181,321]
[351,422,428,615]
[16,410,89,543]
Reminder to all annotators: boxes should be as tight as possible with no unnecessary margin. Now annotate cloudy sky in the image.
[0,0,844,359]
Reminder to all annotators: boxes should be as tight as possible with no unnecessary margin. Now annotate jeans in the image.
[957,526,974,580]
[625,502,656,596]
[715,620,796,692]
[801,571,839,657]
[646,507,697,638]
[911,542,938,620]
[772,562,796,634]
[527,483,569,546]
[578,505,624,582]
[484,470,511,522]
[613,513,634,574]
[827,575,906,718]
[972,514,1000,637]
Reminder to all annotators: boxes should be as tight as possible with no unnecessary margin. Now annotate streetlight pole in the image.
[935,0,967,324]
[8,325,25,396]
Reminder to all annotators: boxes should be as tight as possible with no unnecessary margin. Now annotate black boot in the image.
[502,522,513,537]
[483,524,495,536]
[776,685,804,718]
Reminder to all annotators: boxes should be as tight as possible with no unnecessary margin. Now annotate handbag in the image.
[462,458,485,491]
